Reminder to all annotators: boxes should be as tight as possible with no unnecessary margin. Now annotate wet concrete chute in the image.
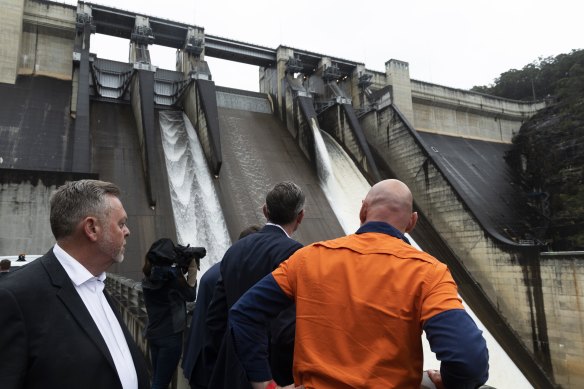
[159,110,231,279]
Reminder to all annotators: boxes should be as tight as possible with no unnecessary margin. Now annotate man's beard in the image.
[100,229,125,264]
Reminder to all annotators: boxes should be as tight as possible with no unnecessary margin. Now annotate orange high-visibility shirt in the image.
[272,232,464,389]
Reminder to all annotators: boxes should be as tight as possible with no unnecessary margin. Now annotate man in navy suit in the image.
[182,225,261,389]
[0,179,150,389]
[196,182,305,389]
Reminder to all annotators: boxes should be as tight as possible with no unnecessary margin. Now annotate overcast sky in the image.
[64,0,582,92]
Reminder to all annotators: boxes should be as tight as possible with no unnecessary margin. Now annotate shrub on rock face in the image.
[506,104,584,250]
[474,49,584,250]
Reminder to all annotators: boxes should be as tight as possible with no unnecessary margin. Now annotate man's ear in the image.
[359,201,367,224]
[262,204,269,220]
[83,217,99,242]
[296,209,305,225]
[405,211,418,233]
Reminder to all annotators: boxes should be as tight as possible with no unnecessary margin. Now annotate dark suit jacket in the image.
[181,261,221,388]
[204,225,303,389]
[0,250,150,389]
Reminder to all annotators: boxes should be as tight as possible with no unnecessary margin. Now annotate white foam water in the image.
[159,110,232,283]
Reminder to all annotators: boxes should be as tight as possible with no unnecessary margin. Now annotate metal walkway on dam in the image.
[1,0,582,388]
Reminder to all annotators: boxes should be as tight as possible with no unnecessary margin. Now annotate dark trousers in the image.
[149,332,183,389]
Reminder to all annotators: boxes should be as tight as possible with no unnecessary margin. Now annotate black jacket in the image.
[182,262,221,388]
[142,269,197,339]
[0,250,151,389]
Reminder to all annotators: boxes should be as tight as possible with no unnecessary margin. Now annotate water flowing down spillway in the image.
[310,118,369,234]
[313,124,532,388]
[159,111,231,281]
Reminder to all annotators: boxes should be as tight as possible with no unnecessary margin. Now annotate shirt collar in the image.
[356,221,411,245]
[265,222,290,238]
[53,243,106,286]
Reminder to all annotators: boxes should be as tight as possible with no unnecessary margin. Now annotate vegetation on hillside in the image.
[472,49,584,250]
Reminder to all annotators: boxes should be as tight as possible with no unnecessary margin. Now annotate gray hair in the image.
[49,179,121,240]
[265,181,305,225]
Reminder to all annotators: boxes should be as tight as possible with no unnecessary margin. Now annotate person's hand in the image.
[251,381,304,389]
[426,369,445,389]
[186,258,198,287]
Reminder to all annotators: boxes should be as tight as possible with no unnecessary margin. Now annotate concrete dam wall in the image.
[0,0,582,387]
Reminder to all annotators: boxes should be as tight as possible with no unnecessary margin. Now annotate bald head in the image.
[359,179,418,233]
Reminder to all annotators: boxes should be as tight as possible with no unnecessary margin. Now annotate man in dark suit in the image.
[196,182,305,389]
[0,179,150,389]
[182,225,260,389]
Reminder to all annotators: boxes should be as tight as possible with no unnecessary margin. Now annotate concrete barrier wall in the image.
[410,81,546,143]
[413,100,522,143]
[0,179,54,255]
[216,90,271,113]
[19,0,75,80]
[540,252,584,388]
[0,170,97,255]
[411,80,545,115]
[364,68,546,144]
[0,0,25,84]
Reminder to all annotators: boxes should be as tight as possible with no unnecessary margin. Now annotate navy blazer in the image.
[0,250,150,389]
[181,261,221,388]
[203,224,303,389]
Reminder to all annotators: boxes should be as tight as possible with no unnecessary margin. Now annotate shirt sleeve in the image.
[229,274,294,382]
[420,263,464,324]
[270,251,298,298]
[424,309,489,388]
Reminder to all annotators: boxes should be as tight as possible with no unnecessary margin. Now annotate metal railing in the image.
[105,273,190,389]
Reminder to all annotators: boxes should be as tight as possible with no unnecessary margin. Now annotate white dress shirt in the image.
[53,244,138,389]
[266,222,290,238]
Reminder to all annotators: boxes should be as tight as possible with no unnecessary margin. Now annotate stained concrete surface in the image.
[213,106,344,245]
[90,102,177,280]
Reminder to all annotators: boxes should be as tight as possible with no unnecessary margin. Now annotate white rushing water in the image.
[159,111,232,282]
[311,119,369,234]
[313,125,532,388]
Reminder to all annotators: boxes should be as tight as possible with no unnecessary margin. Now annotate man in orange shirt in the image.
[229,179,489,389]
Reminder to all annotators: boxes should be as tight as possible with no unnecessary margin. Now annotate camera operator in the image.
[142,238,206,389]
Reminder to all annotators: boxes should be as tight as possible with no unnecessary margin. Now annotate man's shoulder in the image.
[0,252,55,291]
[268,231,302,253]
[307,233,440,263]
[233,226,298,247]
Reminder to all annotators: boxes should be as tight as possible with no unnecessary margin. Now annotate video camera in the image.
[146,238,206,281]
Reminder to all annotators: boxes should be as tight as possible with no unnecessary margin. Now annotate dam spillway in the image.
[1,1,582,387]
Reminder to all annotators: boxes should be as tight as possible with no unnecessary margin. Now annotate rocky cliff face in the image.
[506,99,584,250]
